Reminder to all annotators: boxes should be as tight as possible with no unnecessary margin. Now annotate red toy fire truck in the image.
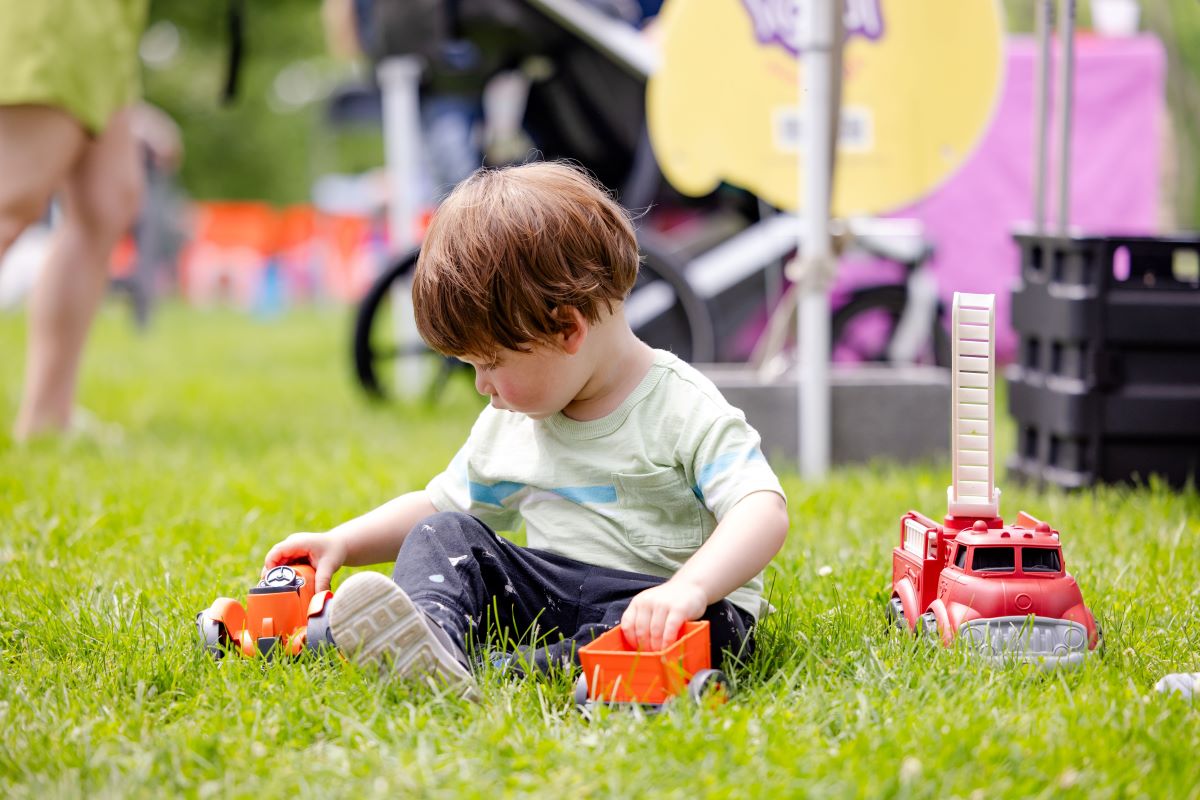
[888,293,1102,666]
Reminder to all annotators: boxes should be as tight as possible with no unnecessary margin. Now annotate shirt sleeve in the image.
[690,412,787,521]
[425,437,524,533]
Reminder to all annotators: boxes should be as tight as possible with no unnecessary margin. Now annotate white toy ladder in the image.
[947,292,1001,519]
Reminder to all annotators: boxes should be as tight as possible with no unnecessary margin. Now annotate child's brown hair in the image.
[413,162,639,358]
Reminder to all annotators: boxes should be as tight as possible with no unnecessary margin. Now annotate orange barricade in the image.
[179,202,280,309]
[319,213,378,303]
[276,205,322,304]
[176,202,390,309]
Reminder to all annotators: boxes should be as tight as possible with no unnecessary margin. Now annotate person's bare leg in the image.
[0,105,86,263]
[13,107,143,440]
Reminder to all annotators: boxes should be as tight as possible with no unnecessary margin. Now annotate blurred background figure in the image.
[320,0,527,203]
[320,0,660,204]
[0,1,149,441]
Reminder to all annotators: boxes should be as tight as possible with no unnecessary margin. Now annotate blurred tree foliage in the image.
[1142,0,1200,230]
[143,0,368,205]
[147,0,1200,229]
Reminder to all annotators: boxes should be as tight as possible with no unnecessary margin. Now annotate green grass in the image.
[1,303,1198,798]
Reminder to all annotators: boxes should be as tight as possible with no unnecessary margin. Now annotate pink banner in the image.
[836,33,1166,361]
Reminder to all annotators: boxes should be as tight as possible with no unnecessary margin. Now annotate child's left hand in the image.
[621,579,708,651]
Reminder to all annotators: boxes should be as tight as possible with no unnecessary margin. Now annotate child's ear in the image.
[554,307,588,355]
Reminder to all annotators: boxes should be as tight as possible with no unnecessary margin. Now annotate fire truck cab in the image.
[889,510,1100,665]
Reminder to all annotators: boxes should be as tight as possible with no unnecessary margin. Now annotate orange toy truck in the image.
[574,620,729,710]
[196,564,336,658]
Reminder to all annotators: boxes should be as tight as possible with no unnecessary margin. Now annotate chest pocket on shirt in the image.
[612,467,703,550]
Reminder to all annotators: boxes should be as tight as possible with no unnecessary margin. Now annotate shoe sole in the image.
[330,572,479,701]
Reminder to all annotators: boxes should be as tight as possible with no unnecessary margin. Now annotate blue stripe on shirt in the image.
[469,480,526,507]
[551,485,618,504]
[695,446,766,499]
[469,481,619,507]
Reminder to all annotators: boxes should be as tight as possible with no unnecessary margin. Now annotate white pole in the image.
[798,0,834,478]
[1033,0,1053,234]
[1055,0,1077,235]
[377,56,428,399]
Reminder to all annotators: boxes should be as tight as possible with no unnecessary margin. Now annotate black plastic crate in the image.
[1007,233,1200,489]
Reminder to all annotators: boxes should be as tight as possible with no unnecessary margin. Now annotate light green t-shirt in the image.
[426,349,786,618]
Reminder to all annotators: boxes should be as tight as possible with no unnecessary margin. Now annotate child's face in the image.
[461,343,579,420]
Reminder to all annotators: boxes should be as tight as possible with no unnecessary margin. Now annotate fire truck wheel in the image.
[918,612,940,642]
[886,597,907,632]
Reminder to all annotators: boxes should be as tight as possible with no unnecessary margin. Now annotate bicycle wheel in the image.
[831,285,950,366]
[629,231,716,363]
[352,249,457,400]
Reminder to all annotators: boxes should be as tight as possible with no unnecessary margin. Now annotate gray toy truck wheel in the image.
[687,669,729,703]
[918,611,940,642]
[305,605,336,653]
[196,613,229,659]
[886,596,907,632]
[574,675,589,710]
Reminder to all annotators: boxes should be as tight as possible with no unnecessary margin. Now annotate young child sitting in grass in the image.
[262,162,789,699]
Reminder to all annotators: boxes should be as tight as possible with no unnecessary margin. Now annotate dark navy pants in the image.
[391,512,755,674]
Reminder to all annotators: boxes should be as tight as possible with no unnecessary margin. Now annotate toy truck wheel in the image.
[196,613,229,659]
[573,675,590,710]
[305,606,336,654]
[886,597,907,632]
[687,669,730,704]
[918,611,940,642]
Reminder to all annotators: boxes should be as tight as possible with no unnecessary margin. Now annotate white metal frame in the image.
[797,0,837,478]
[377,56,429,398]
[1032,0,1078,235]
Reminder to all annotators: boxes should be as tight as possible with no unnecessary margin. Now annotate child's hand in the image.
[262,532,347,593]
[621,579,708,651]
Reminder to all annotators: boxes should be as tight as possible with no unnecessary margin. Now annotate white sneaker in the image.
[1155,672,1200,699]
[330,572,479,701]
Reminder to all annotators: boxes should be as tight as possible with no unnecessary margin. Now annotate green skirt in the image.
[0,0,148,134]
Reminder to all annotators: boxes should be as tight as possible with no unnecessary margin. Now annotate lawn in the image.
[1,303,1198,798]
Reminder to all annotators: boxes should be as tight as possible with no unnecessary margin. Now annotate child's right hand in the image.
[262,532,347,593]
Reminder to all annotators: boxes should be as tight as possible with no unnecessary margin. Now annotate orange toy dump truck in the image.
[574,620,729,710]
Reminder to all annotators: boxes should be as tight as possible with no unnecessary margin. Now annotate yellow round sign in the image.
[646,0,1004,216]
